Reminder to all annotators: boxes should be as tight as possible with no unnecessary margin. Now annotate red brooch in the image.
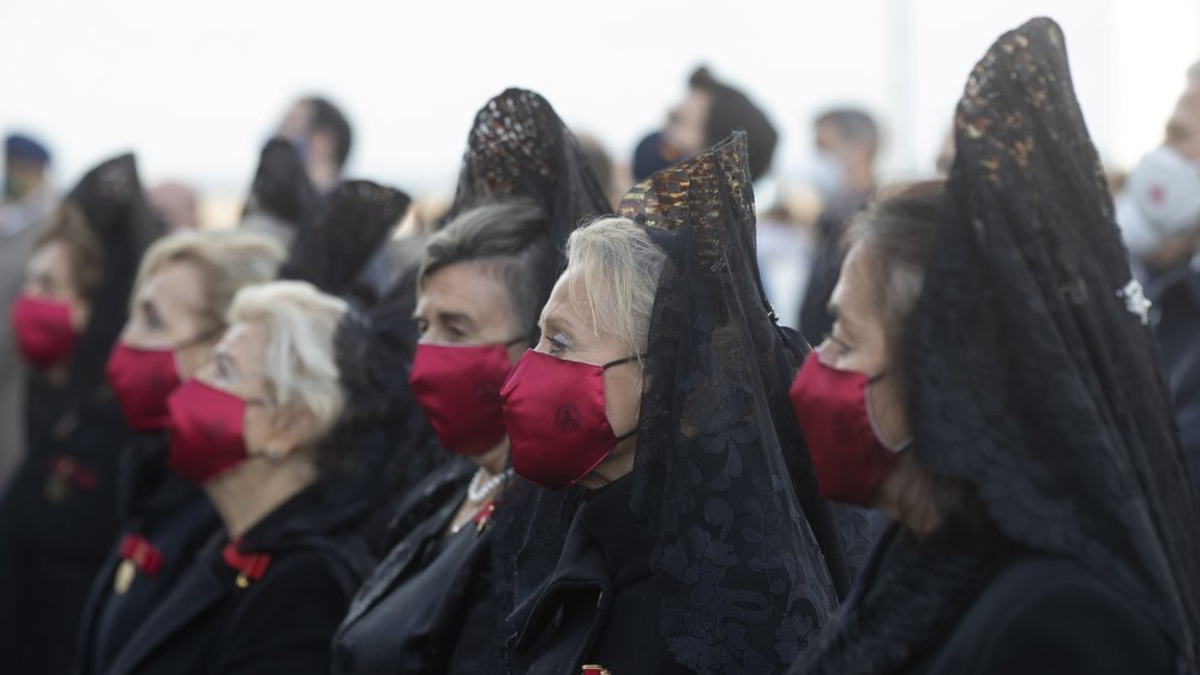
[472,500,498,534]
[113,533,163,594]
[44,455,97,502]
[222,538,271,590]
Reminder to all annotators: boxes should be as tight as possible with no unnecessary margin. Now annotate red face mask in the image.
[167,380,257,486]
[11,293,77,369]
[106,344,184,431]
[409,340,524,456]
[501,349,640,491]
[788,351,910,506]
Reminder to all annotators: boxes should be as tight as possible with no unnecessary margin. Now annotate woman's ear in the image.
[263,406,318,459]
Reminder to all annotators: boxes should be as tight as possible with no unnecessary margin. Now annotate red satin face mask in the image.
[788,351,910,506]
[11,293,77,369]
[408,341,523,456]
[106,344,184,431]
[166,380,255,486]
[501,349,639,491]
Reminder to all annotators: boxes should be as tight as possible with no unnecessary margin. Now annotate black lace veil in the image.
[61,154,162,400]
[440,88,611,341]
[279,180,411,300]
[240,138,319,244]
[609,133,843,673]
[907,17,1200,670]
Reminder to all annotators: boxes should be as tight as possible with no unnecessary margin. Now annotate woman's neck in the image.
[472,438,510,476]
[204,458,319,539]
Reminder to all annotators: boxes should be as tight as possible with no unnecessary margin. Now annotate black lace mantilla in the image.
[904,17,1200,671]
[616,134,845,674]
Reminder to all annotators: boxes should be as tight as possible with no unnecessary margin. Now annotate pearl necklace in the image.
[467,468,512,504]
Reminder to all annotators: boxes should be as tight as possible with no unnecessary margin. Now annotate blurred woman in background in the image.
[0,154,161,675]
[104,281,371,675]
[74,230,284,675]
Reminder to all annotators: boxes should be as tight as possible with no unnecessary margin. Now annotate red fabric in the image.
[11,293,76,369]
[501,349,619,491]
[166,379,250,485]
[408,342,513,456]
[48,456,98,491]
[789,352,902,506]
[222,537,271,581]
[106,343,182,431]
[119,533,164,576]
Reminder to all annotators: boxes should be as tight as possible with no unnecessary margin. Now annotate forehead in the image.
[29,240,70,272]
[139,259,205,308]
[218,320,268,362]
[831,243,879,321]
[418,261,516,319]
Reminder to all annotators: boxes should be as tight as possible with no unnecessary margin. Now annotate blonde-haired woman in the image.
[103,281,371,675]
[74,230,283,675]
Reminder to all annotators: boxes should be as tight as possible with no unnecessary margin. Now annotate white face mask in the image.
[1116,146,1200,259]
[804,151,848,202]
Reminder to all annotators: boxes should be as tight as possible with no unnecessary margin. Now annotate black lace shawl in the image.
[843,17,1199,672]
[58,154,162,404]
[279,180,411,300]
[240,138,319,242]
[618,133,846,673]
[440,88,611,340]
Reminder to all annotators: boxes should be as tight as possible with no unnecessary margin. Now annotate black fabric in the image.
[240,138,319,241]
[321,303,447,557]
[1147,259,1200,498]
[279,180,411,302]
[513,476,688,675]
[800,524,1173,675]
[331,460,494,675]
[72,434,220,675]
[0,384,130,675]
[441,88,611,342]
[102,483,371,675]
[60,154,162,403]
[800,17,1200,674]
[797,187,873,345]
[515,134,850,675]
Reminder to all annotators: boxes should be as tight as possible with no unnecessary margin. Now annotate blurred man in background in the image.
[1116,60,1200,497]
[148,180,198,232]
[0,133,55,489]
[798,107,879,343]
[665,66,779,182]
[277,95,354,195]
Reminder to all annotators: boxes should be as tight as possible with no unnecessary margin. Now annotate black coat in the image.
[331,458,506,675]
[1148,260,1200,497]
[512,477,690,675]
[838,525,1175,675]
[0,378,132,675]
[73,435,221,675]
[101,483,372,675]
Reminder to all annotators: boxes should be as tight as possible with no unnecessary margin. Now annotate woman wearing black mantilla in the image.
[788,18,1200,675]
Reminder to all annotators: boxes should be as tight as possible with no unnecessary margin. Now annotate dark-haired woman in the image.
[789,18,1200,675]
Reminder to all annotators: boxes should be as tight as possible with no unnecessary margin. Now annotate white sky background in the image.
[2,0,1197,203]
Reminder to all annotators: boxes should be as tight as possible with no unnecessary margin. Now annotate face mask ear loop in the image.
[864,373,912,454]
[603,353,648,441]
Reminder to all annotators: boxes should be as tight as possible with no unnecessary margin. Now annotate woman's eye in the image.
[547,335,570,354]
[415,320,429,336]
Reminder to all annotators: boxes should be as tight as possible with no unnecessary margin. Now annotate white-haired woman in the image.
[74,230,283,675]
[103,281,372,675]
